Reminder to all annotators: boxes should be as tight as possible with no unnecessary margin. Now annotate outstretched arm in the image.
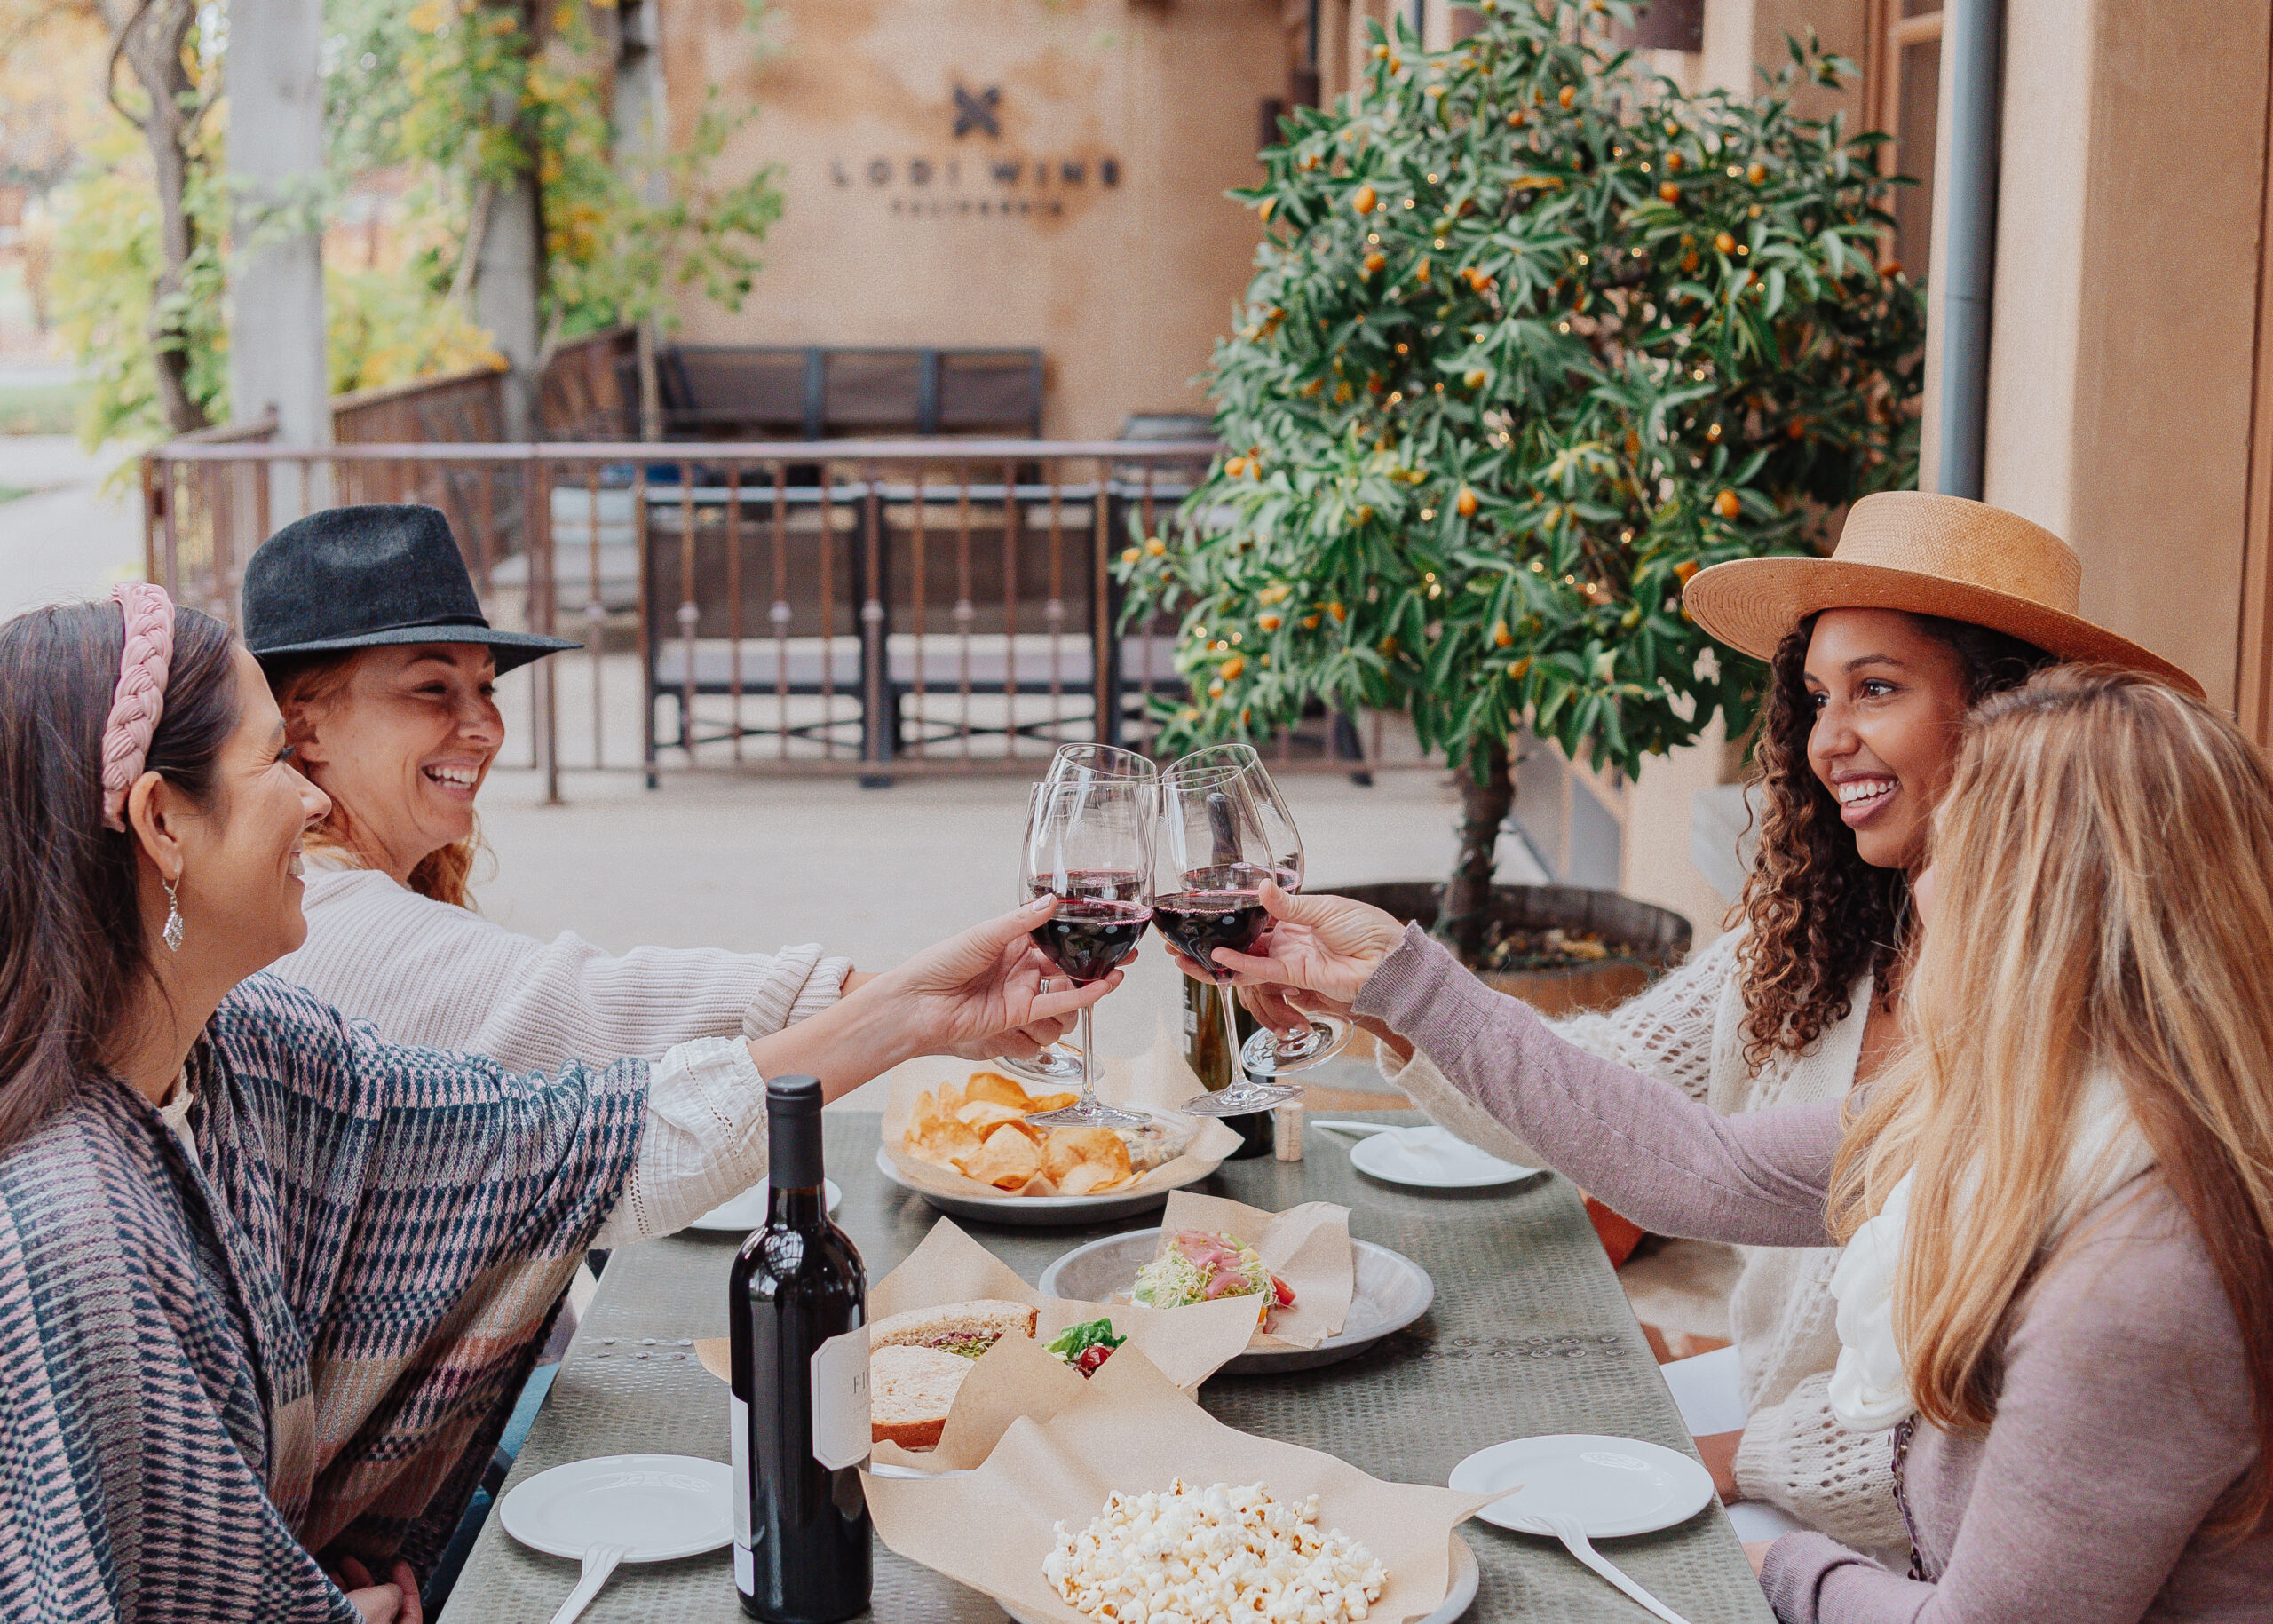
[1353,922,1839,1246]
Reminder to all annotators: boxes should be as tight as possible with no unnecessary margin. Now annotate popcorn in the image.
[1044,1479,1388,1624]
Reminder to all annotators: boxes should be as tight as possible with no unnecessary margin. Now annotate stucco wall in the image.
[1960,0,2271,708]
[659,0,1286,439]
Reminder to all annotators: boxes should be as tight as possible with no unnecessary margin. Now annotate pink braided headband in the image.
[99,582,175,832]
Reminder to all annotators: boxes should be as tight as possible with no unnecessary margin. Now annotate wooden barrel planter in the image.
[1327,882,1693,1018]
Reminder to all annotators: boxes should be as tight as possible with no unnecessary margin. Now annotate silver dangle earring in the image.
[162,876,185,953]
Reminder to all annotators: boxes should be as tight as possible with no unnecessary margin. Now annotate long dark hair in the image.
[1734,611,2053,1065]
[0,600,241,1153]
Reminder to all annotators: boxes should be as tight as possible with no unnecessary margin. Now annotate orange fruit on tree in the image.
[1673,559,1699,582]
[1658,182,1681,204]
[1456,486,1479,518]
[1713,489,1741,520]
[1558,84,1576,108]
[1120,546,1141,566]
[1746,162,1768,185]
[1665,152,1683,173]
[1462,368,1488,390]
[1363,251,1386,276]
[1328,600,1348,622]
[1219,654,1245,681]
[1353,184,1377,216]
[1714,231,1737,255]
[1258,613,1282,631]
[1224,456,1247,478]
[1491,619,1512,647]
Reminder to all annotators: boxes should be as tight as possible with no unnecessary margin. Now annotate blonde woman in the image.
[237,503,1073,1080]
[1225,492,2200,1554]
[1207,665,2273,1619]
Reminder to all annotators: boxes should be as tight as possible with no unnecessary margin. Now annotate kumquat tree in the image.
[1120,0,1925,956]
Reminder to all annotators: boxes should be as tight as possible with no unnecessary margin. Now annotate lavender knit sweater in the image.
[1356,924,2270,1624]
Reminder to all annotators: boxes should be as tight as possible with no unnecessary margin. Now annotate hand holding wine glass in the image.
[1020,777,1154,1129]
[1191,880,1409,1007]
[991,745,1160,1088]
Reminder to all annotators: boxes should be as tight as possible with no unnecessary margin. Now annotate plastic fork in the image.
[1532,1511,1694,1624]
[546,1541,629,1624]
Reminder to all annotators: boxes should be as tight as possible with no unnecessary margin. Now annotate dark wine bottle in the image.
[1181,977,1274,1159]
[730,1077,871,1622]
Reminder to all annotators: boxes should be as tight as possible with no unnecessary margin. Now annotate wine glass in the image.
[1171,744,1352,1079]
[991,745,1160,1086]
[1019,777,1154,1129]
[1154,762,1300,1116]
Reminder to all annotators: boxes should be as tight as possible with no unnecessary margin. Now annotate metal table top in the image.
[440,1111,1772,1623]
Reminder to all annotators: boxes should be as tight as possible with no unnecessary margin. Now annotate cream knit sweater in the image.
[1380,927,1908,1554]
[272,858,853,1076]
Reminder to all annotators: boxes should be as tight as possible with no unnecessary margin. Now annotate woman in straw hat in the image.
[1177,491,2201,1558]
[1212,665,2273,1620]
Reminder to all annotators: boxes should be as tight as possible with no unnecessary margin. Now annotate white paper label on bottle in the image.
[809,1325,871,1471]
[730,1391,753,1557]
[1184,994,1199,1035]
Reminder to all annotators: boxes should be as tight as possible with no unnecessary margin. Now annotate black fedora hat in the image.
[242,503,579,675]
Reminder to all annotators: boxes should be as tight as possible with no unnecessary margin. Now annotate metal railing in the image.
[141,438,1390,799]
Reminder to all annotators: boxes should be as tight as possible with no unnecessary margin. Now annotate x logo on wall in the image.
[954,83,1002,139]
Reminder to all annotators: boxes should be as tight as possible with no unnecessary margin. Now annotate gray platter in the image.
[1036,1228,1436,1374]
[873,1145,1217,1228]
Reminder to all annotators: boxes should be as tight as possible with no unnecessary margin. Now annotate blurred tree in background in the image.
[1121,0,1924,956]
[28,0,780,446]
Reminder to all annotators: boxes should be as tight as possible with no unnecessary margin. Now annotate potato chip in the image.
[936,1081,966,1116]
[955,1099,1030,1133]
[1021,1091,1080,1114]
[957,1123,1043,1190]
[962,1072,1031,1110]
[1041,1125,1134,1194]
[1058,1161,1119,1196]
[902,1090,984,1168]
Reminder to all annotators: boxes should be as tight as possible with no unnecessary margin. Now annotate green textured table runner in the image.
[440,1111,1773,1623]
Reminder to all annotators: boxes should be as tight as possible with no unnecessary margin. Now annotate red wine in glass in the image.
[1021,784,1153,1129]
[1031,896,1152,985]
[1150,891,1269,974]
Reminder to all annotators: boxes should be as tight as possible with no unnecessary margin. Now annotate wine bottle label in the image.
[809,1326,871,1471]
[730,1391,754,1590]
[1183,996,1198,1036]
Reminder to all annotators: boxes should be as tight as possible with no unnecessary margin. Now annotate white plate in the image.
[498,1454,733,1562]
[875,1143,1216,1228]
[687,1178,843,1232]
[1036,1228,1434,1374]
[1449,1435,1715,1539]
[1005,1533,1478,1624]
[1348,1126,1540,1192]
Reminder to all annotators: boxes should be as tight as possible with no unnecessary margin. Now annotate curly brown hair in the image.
[1734,612,2051,1066]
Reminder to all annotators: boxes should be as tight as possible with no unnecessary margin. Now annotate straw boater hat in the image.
[1682,491,2203,698]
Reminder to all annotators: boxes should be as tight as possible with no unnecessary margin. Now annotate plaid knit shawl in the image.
[0,973,647,1622]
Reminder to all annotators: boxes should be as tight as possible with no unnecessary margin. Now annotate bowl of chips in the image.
[881,1069,1233,1227]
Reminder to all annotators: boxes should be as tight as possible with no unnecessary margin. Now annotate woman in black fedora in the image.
[243,503,1080,1084]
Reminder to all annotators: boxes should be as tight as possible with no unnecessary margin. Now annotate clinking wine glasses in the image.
[991,745,1161,1089]
[1018,775,1154,1129]
[1154,747,1350,1116]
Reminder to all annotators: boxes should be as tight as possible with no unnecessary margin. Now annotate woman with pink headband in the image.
[0,587,1124,1621]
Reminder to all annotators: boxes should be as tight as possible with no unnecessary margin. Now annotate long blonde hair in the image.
[265,651,487,909]
[1828,665,2273,1535]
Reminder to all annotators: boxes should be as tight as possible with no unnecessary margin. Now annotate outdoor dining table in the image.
[439,1110,1776,1623]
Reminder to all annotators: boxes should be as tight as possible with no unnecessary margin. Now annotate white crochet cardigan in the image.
[1380,927,1909,1553]
[272,858,852,1075]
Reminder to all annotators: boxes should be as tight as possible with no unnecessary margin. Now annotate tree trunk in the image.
[226,0,331,469]
[1435,735,1514,965]
[106,0,211,435]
